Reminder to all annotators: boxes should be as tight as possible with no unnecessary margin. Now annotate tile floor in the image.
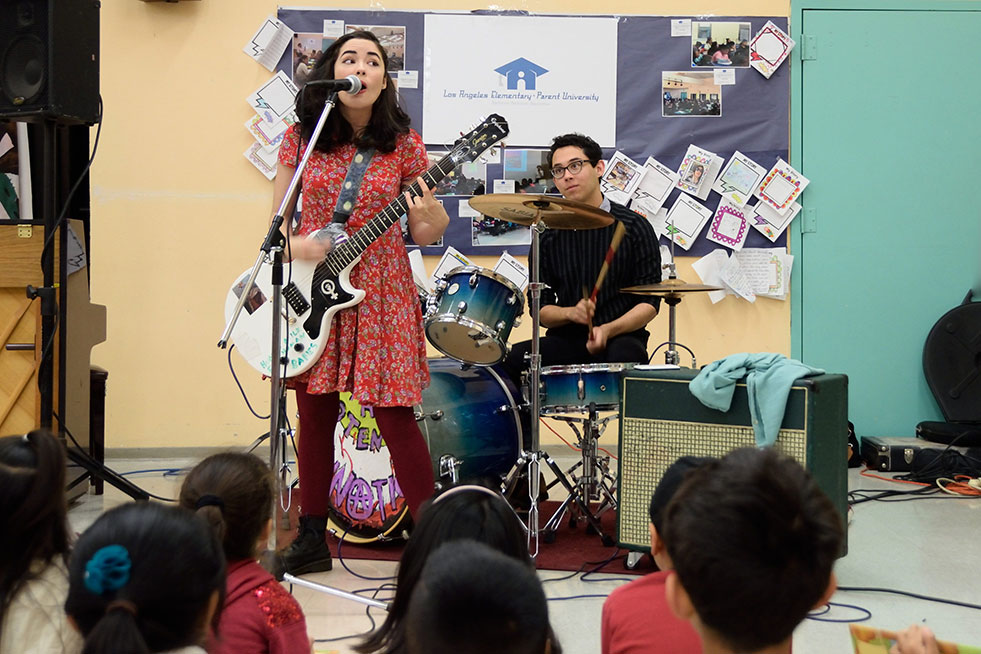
[67,453,981,654]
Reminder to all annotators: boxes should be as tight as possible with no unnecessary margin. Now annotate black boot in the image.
[277,515,333,576]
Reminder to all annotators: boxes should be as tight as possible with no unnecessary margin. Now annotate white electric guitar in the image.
[225,114,510,377]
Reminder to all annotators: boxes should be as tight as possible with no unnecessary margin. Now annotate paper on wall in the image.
[632,156,679,215]
[600,151,646,205]
[705,199,751,250]
[712,151,767,207]
[671,19,691,37]
[749,21,795,79]
[676,145,723,200]
[664,193,713,251]
[247,71,299,125]
[755,159,808,217]
[431,246,474,287]
[751,200,801,242]
[493,251,530,291]
[244,142,278,180]
[733,248,792,299]
[243,15,294,72]
[691,249,731,304]
[245,114,289,152]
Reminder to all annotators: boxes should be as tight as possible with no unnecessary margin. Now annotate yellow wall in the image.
[93,0,789,448]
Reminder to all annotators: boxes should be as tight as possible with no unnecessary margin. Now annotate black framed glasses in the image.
[550,159,589,178]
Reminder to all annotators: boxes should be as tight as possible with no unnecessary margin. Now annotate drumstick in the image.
[582,285,594,336]
[589,221,627,303]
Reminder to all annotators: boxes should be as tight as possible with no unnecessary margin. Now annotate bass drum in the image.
[326,358,522,543]
[418,358,522,485]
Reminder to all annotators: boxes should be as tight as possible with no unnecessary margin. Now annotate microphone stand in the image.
[218,88,342,562]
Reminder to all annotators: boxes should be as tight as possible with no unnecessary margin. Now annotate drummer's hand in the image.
[586,325,608,354]
[287,235,331,262]
[566,298,595,326]
[406,177,450,246]
[890,626,941,654]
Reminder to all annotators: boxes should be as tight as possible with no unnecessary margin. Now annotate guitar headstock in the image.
[449,114,509,166]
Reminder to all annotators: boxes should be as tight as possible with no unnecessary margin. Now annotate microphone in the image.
[306,75,363,94]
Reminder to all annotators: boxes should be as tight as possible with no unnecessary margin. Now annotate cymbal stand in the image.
[653,220,696,367]
[541,405,617,546]
[502,204,610,557]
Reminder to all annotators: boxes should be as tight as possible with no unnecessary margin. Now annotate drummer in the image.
[502,133,662,386]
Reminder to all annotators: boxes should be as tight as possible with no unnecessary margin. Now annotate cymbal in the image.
[468,194,614,230]
[622,277,724,296]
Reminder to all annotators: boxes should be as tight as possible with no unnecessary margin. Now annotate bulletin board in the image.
[276,9,790,258]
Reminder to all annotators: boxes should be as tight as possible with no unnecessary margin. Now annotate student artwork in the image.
[244,143,279,180]
[631,157,679,216]
[755,159,808,216]
[600,151,645,205]
[752,200,801,242]
[692,247,793,303]
[247,71,299,125]
[244,15,294,72]
[749,21,796,79]
[711,151,768,207]
[664,193,713,251]
[245,114,289,152]
[706,199,750,250]
[676,145,723,201]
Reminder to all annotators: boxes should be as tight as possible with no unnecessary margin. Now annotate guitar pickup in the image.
[282,282,311,316]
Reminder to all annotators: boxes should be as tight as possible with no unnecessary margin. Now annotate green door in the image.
[792,4,981,437]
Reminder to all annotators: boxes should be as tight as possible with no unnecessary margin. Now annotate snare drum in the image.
[539,363,634,414]
[327,358,522,543]
[425,267,524,366]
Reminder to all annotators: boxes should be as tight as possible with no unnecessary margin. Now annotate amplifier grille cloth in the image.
[618,418,808,549]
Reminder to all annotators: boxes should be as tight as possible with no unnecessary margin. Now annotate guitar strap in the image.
[330,146,376,226]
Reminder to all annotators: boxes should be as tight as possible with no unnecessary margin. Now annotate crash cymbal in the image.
[468,194,614,230]
[622,277,724,295]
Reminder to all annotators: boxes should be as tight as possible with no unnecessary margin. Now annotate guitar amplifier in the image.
[617,368,848,553]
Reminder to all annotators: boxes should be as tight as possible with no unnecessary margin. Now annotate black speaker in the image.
[0,0,100,124]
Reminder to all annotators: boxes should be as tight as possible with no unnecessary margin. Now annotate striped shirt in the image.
[532,198,662,337]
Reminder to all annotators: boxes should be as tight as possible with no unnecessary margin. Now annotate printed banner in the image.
[423,15,618,147]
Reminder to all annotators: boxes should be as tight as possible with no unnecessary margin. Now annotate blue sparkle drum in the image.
[417,358,522,484]
[539,363,634,414]
[425,267,524,366]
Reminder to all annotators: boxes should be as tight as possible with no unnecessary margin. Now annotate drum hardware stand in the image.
[500,207,610,557]
[284,573,389,611]
[219,88,347,575]
[540,406,617,546]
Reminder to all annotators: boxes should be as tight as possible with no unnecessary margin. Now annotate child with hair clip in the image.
[0,430,83,654]
[179,452,310,654]
[65,502,226,654]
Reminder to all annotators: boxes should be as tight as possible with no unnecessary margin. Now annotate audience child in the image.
[661,447,844,654]
[179,452,310,654]
[356,484,532,654]
[0,430,83,654]
[601,456,710,654]
[405,540,554,654]
[65,502,226,654]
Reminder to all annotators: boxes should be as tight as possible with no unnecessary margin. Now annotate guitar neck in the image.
[323,154,458,272]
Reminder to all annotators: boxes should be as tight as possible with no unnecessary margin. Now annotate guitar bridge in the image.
[282,282,311,316]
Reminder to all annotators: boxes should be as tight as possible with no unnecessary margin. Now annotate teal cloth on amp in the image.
[689,353,824,447]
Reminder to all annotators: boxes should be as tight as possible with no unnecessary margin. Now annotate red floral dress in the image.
[278,126,429,407]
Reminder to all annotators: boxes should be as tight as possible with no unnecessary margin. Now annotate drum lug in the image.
[434,279,448,292]
[469,272,479,288]
[456,301,468,315]
[439,454,463,484]
[495,320,506,332]
[578,378,586,401]
[507,294,517,305]
[430,409,444,421]
[513,317,521,327]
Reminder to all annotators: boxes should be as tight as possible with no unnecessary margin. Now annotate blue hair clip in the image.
[84,544,131,595]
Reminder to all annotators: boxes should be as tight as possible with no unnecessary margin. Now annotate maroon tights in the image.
[293,385,434,519]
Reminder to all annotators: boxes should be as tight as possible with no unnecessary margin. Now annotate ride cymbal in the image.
[468,194,614,230]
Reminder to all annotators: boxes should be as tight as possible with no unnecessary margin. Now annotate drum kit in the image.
[362,193,722,555]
